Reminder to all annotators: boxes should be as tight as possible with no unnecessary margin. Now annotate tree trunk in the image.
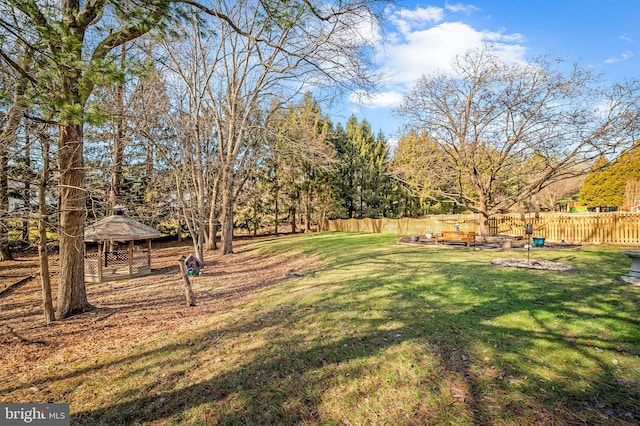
[57,123,92,318]
[195,220,205,261]
[38,134,55,324]
[109,116,125,212]
[207,214,218,250]
[290,205,297,234]
[22,140,31,243]
[304,190,312,233]
[0,140,11,261]
[145,137,154,180]
[220,201,234,254]
[274,188,279,234]
[252,200,259,236]
[206,179,219,251]
[109,45,127,213]
[220,170,234,255]
[477,192,491,235]
[178,257,196,306]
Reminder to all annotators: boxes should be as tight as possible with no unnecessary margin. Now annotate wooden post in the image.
[128,240,134,277]
[178,256,196,306]
[98,241,103,284]
[146,239,152,270]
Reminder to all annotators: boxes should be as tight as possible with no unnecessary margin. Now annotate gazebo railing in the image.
[84,249,151,283]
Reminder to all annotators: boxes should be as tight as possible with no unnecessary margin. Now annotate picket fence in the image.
[326,212,640,245]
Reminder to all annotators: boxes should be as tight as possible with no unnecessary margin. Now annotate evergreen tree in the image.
[579,144,640,209]
[329,116,393,219]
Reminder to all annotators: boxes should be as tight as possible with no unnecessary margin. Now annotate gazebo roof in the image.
[84,215,162,242]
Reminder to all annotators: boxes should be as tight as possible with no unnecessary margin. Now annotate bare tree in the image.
[624,179,640,211]
[193,0,380,254]
[536,176,583,212]
[125,63,176,226]
[154,18,222,261]
[396,46,640,234]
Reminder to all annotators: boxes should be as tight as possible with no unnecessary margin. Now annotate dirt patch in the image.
[491,258,579,272]
[0,238,321,384]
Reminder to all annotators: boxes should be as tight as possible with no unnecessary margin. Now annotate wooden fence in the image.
[326,212,640,245]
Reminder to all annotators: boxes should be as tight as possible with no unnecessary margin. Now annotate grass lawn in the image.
[2,233,640,425]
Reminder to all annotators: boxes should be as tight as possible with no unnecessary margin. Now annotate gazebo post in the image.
[98,241,104,284]
[128,240,134,278]
[146,239,152,270]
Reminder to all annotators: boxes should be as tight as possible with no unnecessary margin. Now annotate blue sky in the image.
[342,0,640,142]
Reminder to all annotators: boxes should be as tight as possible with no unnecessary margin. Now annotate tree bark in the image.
[178,257,196,306]
[219,160,236,254]
[290,205,297,234]
[38,133,55,324]
[304,190,312,233]
[274,188,279,234]
[207,209,218,251]
[220,189,234,254]
[0,140,11,261]
[22,140,31,243]
[56,123,92,318]
[206,177,219,250]
[477,191,491,235]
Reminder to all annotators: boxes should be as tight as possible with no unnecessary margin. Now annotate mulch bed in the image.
[0,239,321,388]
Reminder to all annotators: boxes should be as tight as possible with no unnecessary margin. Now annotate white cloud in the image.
[620,34,634,43]
[351,5,527,110]
[396,6,444,23]
[383,22,485,84]
[389,6,444,35]
[483,28,524,43]
[604,51,634,64]
[445,2,481,14]
[378,20,527,85]
[349,90,404,109]
[491,43,528,64]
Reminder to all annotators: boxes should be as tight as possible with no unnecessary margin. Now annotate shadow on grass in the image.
[66,234,640,425]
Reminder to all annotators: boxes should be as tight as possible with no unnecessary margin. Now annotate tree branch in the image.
[8,0,60,51]
[75,0,106,29]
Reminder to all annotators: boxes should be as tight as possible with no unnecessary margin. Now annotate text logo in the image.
[1,404,69,425]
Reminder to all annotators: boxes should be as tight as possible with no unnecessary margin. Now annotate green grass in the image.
[11,233,640,425]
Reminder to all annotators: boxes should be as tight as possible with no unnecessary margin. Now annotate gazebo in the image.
[84,213,162,283]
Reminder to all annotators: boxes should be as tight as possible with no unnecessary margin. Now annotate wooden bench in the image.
[435,231,476,247]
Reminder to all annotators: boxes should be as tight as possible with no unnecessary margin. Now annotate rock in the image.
[620,275,640,286]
